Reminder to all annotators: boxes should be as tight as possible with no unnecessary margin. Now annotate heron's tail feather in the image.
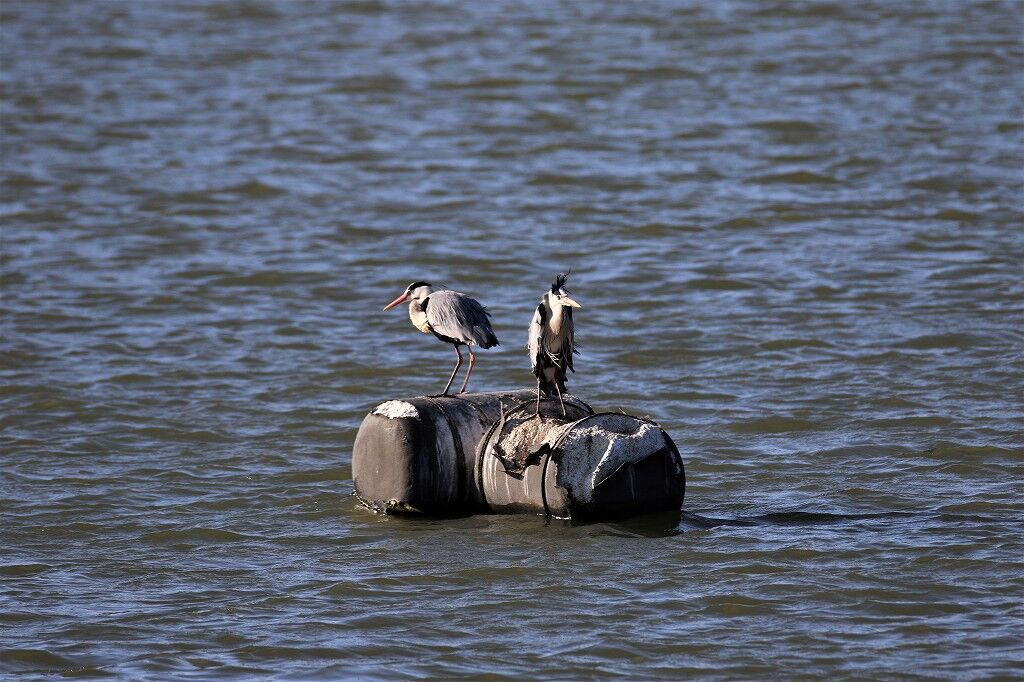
[473,326,499,349]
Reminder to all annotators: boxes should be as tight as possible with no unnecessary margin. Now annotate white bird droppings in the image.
[373,400,420,419]
[556,416,669,503]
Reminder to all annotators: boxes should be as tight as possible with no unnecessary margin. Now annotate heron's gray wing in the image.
[425,290,497,347]
[528,303,545,374]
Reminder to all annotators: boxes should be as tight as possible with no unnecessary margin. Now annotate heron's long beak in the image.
[560,295,582,308]
[382,293,410,311]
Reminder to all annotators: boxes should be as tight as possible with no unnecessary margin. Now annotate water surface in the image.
[2,1,1023,678]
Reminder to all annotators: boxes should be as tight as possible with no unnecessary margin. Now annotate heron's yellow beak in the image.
[560,295,582,308]
[382,293,410,311]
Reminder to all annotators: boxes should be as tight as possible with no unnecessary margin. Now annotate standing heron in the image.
[528,273,581,416]
[383,281,499,395]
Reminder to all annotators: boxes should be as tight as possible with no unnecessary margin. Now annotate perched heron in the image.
[528,273,581,416]
[383,281,499,395]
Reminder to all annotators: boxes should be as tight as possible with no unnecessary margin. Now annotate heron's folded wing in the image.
[562,307,575,372]
[528,304,545,374]
[425,290,496,347]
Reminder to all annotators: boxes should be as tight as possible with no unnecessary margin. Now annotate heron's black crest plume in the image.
[551,272,570,293]
[407,281,432,291]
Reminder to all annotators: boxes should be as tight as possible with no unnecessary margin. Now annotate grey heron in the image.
[528,273,581,416]
[383,281,499,395]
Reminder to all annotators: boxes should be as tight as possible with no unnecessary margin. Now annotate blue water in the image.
[2,1,1022,678]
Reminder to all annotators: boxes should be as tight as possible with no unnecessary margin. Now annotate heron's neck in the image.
[547,302,565,335]
[409,300,431,333]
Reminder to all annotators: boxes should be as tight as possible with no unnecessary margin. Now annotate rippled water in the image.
[2,1,1023,678]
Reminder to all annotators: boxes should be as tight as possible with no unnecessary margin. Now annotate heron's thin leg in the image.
[459,346,475,393]
[535,377,542,417]
[442,345,463,395]
[553,381,566,417]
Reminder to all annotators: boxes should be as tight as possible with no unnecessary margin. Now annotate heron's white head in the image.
[544,273,581,310]
[383,281,434,311]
